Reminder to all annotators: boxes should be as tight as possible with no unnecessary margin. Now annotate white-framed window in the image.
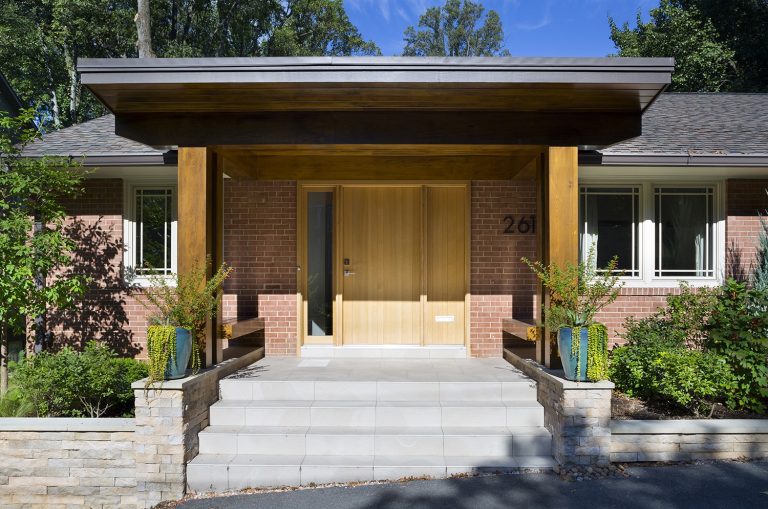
[578,180,725,287]
[124,181,177,286]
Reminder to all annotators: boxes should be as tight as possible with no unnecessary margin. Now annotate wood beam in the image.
[537,146,579,368]
[178,147,224,367]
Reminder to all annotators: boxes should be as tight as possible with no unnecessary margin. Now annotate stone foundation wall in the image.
[0,419,136,508]
[610,420,768,462]
[504,349,613,466]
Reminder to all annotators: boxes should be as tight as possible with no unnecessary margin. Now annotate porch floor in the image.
[225,357,533,384]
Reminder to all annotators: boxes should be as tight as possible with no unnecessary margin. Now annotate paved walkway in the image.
[177,461,768,509]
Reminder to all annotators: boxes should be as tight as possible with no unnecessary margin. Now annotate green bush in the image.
[12,342,148,418]
[707,279,768,413]
[610,343,735,415]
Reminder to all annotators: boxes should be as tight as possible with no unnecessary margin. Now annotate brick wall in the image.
[223,179,297,356]
[726,179,768,280]
[48,179,147,357]
[594,288,678,345]
[470,180,538,357]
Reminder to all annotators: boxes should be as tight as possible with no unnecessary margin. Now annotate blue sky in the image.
[344,0,657,56]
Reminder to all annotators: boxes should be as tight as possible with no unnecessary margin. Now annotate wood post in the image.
[537,147,579,368]
[177,147,224,367]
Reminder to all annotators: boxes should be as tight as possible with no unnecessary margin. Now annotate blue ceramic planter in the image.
[165,327,193,380]
[558,327,590,381]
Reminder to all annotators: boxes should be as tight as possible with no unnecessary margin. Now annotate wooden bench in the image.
[502,317,541,342]
[220,317,265,342]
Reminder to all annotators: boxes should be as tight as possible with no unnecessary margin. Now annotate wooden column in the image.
[537,146,579,367]
[178,147,224,367]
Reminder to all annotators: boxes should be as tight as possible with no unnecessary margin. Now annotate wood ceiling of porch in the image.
[216,144,541,180]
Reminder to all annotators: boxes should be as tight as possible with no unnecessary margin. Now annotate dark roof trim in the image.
[79,56,674,86]
[581,151,768,167]
[24,151,177,166]
[0,72,23,112]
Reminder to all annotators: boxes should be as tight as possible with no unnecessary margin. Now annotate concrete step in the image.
[187,453,556,492]
[198,425,552,457]
[209,400,545,428]
[219,379,538,402]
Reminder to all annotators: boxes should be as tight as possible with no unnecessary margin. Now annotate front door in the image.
[342,186,421,344]
[299,183,468,347]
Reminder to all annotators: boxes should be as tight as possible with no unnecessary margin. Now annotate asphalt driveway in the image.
[175,461,768,509]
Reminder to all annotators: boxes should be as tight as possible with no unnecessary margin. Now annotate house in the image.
[24,57,768,366]
[17,57,768,495]
[0,72,22,117]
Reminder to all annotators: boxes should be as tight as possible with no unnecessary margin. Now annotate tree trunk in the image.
[135,0,156,58]
[1,322,8,397]
[63,44,79,124]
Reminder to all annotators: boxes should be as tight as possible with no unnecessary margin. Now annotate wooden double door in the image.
[300,184,468,346]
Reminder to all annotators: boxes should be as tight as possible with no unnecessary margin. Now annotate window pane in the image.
[655,187,714,277]
[307,192,334,336]
[579,187,640,276]
[136,189,172,275]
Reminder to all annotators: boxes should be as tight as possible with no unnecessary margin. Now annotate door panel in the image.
[424,186,467,345]
[342,187,421,345]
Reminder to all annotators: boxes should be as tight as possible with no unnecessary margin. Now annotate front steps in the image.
[187,358,553,492]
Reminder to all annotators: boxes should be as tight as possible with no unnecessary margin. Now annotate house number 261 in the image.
[503,215,536,234]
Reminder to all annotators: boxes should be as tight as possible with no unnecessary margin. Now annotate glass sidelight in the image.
[306,191,334,336]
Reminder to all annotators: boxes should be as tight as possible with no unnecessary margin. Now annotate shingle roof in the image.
[599,93,768,165]
[22,114,170,165]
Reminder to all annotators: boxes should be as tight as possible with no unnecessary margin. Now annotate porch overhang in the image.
[78,56,673,148]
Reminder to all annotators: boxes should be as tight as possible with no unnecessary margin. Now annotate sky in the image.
[344,0,657,57]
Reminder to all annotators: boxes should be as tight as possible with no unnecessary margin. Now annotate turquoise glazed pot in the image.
[166,327,193,380]
[558,327,589,381]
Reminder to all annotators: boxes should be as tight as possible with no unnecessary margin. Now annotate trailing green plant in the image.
[10,342,147,417]
[522,247,623,330]
[587,323,609,381]
[141,260,232,386]
[146,325,179,389]
[706,279,768,413]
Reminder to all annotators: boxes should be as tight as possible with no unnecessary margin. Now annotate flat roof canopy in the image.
[79,57,673,147]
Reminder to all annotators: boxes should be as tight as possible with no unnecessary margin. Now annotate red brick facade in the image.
[50,175,768,359]
[222,179,297,356]
[470,180,537,357]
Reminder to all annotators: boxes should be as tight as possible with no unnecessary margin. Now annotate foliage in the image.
[610,344,735,415]
[586,323,609,381]
[141,261,232,385]
[1,109,87,395]
[522,248,623,330]
[10,342,147,417]
[403,0,508,57]
[609,0,735,92]
[0,0,378,127]
[753,191,768,292]
[146,325,180,388]
[706,279,768,413]
[678,0,768,92]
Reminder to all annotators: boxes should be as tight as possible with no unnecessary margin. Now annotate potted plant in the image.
[142,260,232,385]
[523,249,622,381]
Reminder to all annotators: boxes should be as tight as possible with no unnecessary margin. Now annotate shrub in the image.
[610,344,735,416]
[707,279,768,413]
[13,342,148,418]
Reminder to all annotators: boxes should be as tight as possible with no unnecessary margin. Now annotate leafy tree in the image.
[403,0,508,57]
[0,109,88,396]
[679,0,768,92]
[609,0,735,92]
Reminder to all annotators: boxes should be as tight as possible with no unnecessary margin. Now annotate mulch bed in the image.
[611,391,766,420]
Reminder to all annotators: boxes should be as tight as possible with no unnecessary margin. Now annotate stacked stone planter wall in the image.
[0,346,264,509]
[0,418,136,508]
[611,420,768,462]
[504,349,614,466]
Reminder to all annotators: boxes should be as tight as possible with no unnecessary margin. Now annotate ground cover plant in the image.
[0,342,147,418]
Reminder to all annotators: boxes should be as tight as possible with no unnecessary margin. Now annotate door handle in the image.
[344,269,356,277]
